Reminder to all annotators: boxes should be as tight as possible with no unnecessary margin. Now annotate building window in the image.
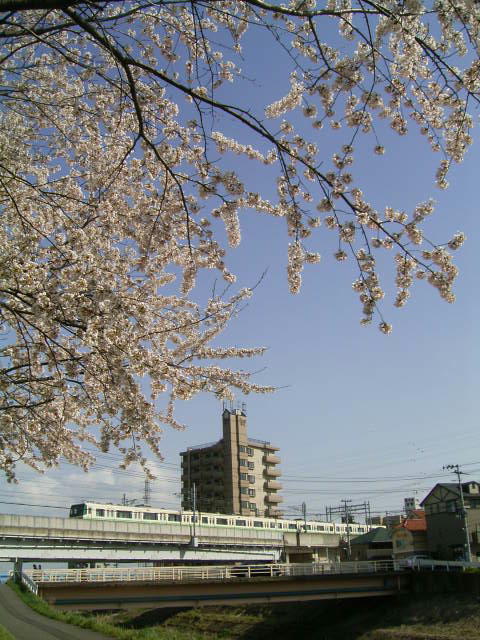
[239,445,246,453]
[240,473,248,480]
[241,501,249,508]
[239,459,247,467]
[249,502,256,510]
[240,487,248,495]
[248,488,256,497]
[248,461,254,470]
[248,475,255,483]
[247,447,254,456]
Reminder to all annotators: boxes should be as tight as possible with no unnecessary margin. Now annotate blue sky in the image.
[1,12,479,524]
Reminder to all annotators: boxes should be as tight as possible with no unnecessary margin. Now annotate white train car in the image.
[69,501,372,538]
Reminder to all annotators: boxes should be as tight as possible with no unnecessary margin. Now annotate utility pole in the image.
[143,477,151,506]
[341,499,352,559]
[190,482,198,547]
[302,501,307,531]
[443,464,472,562]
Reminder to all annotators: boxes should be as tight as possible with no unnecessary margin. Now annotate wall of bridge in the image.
[38,573,402,610]
[0,514,339,548]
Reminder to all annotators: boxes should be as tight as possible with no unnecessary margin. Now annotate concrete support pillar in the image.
[13,558,23,583]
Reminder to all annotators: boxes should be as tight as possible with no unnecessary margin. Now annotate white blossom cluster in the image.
[0,0,477,477]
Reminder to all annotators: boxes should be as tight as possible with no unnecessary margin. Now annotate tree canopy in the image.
[0,0,478,479]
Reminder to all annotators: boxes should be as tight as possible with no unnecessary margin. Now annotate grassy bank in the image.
[9,580,480,639]
[7,581,207,639]
[104,593,480,639]
[0,624,15,640]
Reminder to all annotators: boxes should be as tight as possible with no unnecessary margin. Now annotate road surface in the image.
[0,584,111,639]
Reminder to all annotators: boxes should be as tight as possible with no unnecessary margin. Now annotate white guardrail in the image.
[23,558,480,585]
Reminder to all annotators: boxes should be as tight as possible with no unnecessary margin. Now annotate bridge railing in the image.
[24,560,399,584]
[20,571,39,595]
[23,558,480,586]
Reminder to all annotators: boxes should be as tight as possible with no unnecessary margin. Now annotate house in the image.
[392,509,428,559]
[348,527,392,561]
[420,481,480,560]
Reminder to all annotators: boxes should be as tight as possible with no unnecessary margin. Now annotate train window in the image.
[168,513,181,522]
[143,512,158,520]
[95,509,105,517]
[277,523,283,529]
[305,524,311,530]
[201,516,209,524]
[87,508,92,514]
[269,522,276,528]
[216,518,228,525]
[235,519,247,526]
[317,525,325,531]
[288,523,297,530]
[253,521,263,528]
[192,515,198,523]
[116,511,132,518]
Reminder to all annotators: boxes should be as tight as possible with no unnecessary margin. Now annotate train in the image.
[69,501,372,537]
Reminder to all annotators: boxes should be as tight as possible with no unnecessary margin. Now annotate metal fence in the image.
[23,558,480,586]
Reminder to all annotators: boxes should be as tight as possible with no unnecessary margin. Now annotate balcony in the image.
[264,466,281,478]
[265,480,282,491]
[263,454,281,465]
[265,493,283,503]
[265,508,283,518]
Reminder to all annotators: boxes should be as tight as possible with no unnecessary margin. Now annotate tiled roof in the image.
[351,527,391,545]
[395,508,427,532]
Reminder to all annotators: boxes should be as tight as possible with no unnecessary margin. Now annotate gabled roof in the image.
[351,527,391,545]
[420,482,480,506]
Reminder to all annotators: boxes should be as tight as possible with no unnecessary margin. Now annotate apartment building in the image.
[180,408,283,517]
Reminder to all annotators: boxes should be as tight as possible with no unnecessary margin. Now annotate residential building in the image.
[420,481,480,560]
[180,408,282,517]
[392,509,428,559]
[349,527,392,561]
[404,496,420,515]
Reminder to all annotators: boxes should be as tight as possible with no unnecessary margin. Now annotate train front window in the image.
[69,504,86,517]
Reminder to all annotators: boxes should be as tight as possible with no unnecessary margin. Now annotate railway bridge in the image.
[0,513,343,566]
